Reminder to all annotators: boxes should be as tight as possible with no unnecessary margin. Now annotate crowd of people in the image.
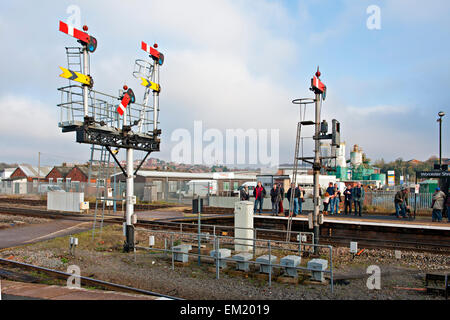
[322,182,365,216]
[239,180,449,222]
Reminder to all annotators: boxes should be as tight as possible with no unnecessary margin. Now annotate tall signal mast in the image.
[288,68,340,252]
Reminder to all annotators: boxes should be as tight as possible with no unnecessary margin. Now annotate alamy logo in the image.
[366,265,381,290]
[171,121,279,167]
[67,265,81,289]
[66,5,81,29]
[366,5,381,30]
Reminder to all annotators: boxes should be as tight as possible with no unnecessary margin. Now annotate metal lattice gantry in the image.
[57,23,161,155]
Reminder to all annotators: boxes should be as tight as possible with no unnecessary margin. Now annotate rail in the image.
[0,258,182,300]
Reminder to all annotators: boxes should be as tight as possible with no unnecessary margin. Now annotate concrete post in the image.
[234,201,254,253]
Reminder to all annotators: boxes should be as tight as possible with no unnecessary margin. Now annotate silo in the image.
[350,144,363,167]
[335,142,347,168]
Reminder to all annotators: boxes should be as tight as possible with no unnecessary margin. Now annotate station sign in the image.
[387,170,395,186]
[417,171,450,178]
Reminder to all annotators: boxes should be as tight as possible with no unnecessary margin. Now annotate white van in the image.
[177,180,218,198]
[238,181,257,192]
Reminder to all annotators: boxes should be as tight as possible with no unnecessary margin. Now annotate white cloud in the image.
[0,0,447,165]
[0,94,90,164]
[0,95,62,140]
[384,0,450,24]
[345,105,408,117]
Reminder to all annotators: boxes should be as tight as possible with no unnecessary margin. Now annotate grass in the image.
[35,224,124,252]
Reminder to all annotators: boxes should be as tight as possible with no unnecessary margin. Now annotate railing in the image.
[135,228,334,293]
[364,191,434,211]
[57,85,156,134]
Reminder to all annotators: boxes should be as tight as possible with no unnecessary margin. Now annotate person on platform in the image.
[298,184,305,215]
[333,183,341,215]
[326,182,336,215]
[323,192,330,215]
[286,183,299,217]
[270,184,281,216]
[278,183,285,215]
[343,185,353,215]
[240,185,250,201]
[253,181,266,215]
[431,187,446,222]
[446,188,450,223]
[352,182,365,217]
[394,186,408,218]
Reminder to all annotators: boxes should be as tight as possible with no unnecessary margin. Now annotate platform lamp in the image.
[437,111,445,168]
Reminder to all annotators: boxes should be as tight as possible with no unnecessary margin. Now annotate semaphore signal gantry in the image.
[57,20,164,251]
[57,21,163,164]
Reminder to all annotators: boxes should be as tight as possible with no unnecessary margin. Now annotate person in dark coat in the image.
[286,183,299,217]
[278,183,284,214]
[394,186,408,218]
[240,185,250,201]
[343,186,353,215]
[351,182,365,217]
[270,184,281,216]
[253,181,266,215]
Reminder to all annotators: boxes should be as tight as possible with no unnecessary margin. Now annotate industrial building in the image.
[1,165,52,194]
[112,170,258,201]
[319,143,387,188]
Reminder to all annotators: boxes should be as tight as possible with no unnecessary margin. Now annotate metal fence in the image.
[134,226,334,293]
[364,191,433,211]
[0,180,436,213]
[0,180,226,205]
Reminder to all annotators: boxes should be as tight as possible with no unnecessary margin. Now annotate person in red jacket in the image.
[253,181,266,215]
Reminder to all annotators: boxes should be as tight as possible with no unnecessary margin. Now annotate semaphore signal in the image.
[140,77,160,92]
[117,87,136,116]
[59,66,92,87]
[141,41,164,65]
[59,21,97,53]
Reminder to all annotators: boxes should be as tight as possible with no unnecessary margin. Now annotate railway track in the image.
[1,204,449,255]
[0,258,181,300]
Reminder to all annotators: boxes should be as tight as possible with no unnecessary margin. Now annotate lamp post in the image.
[437,111,445,168]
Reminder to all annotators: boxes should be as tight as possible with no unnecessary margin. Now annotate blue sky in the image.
[0,0,448,167]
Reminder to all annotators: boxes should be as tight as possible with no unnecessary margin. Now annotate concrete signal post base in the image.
[124,225,135,252]
[234,201,254,253]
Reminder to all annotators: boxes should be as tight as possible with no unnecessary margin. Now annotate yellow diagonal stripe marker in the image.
[59,66,92,86]
[140,77,160,92]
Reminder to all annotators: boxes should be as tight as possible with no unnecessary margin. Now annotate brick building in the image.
[9,165,52,182]
[6,165,52,194]
[45,165,74,185]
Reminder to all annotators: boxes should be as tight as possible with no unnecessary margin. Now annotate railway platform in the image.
[0,280,163,300]
[254,214,450,231]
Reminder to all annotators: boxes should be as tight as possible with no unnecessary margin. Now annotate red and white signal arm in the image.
[117,89,136,116]
[141,41,164,65]
[59,21,97,52]
[311,76,327,94]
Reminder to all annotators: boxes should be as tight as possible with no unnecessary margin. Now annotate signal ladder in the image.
[88,144,119,239]
[286,101,310,242]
